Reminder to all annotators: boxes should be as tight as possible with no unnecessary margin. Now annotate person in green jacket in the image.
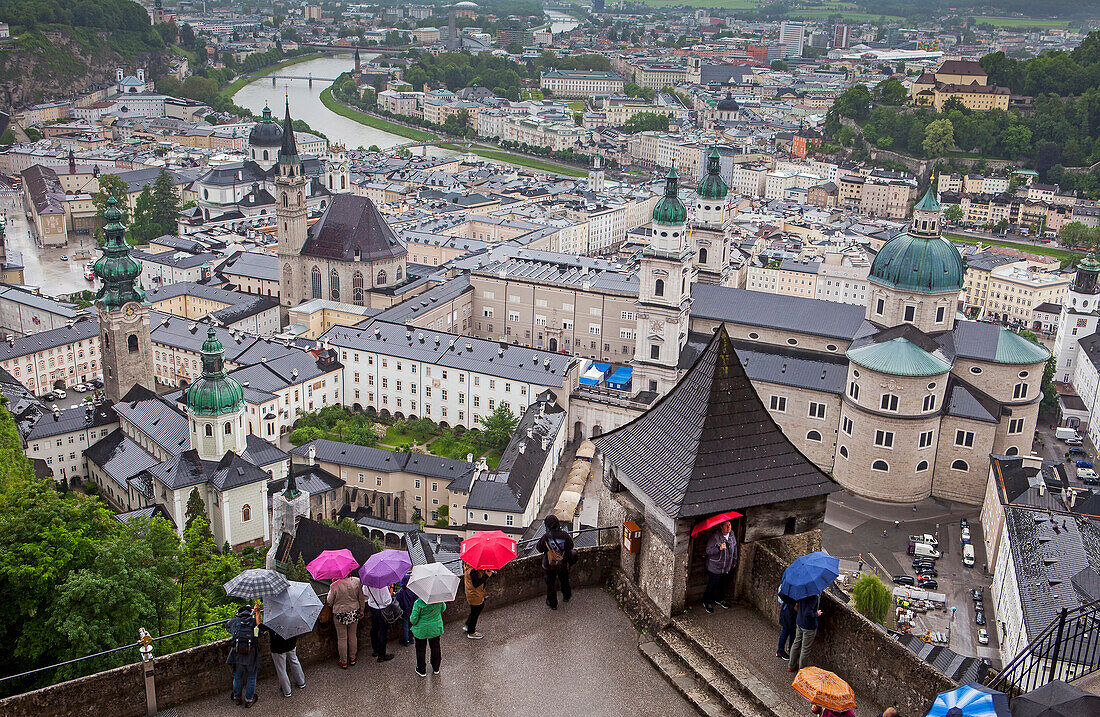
[409,597,446,677]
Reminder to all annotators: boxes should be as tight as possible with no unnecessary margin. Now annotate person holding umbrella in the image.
[260,624,306,698]
[259,581,322,699]
[360,549,413,662]
[782,552,840,672]
[406,563,461,677]
[703,520,738,614]
[326,568,365,668]
[462,565,493,639]
[226,602,262,707]
[460,530,516,639]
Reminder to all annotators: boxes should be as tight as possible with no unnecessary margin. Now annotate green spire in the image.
[93,196,145,312]
[652,163,687,225]
[696,147,728,201]
[183,325,245,416]
[915,184,941,212]
[1080,255,1100,273]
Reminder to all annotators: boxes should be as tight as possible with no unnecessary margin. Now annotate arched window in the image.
[282,193,287,207]
[284,263,292,291]
[224,422,232,435]
[806,430,821,442]
[699,247,708,264]
[128,334,139,353]
[263,150,268,161]
[352,271,364,306]
[655,279,664,297]
[330,269,340,301]
[377,269,387,286]
[396,265,403,281]
[952,459,969,471]
[103,333,109,349]
[242,504,251,522]
[297,191,303,205]
[311,266,322,298]
[839,445,848,458]
[1006,446,1019,456]
[916,460,929,471]
[341,175,346,189]
[205,424,213,437]
[872,460,889,472]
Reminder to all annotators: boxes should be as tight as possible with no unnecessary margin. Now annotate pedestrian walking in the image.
[326,570,365,668]
[260,625,305,698]
[536,514,574,610]
[788,592,823,672]
[777,589,797,659]
[226,602,261,707]
[463,564,494,639]
[394,573,416,647]
[703,520,738,613]
[409,596,446,677]
[364,582,395,662]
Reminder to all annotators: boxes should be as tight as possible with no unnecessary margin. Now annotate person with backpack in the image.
[364,582,396,663]
[462,565,494,639]
[326,570,365,668]
[536,514,574,610]
[409,595,446,677]
[226,602,262,707]
[259,624,305,699]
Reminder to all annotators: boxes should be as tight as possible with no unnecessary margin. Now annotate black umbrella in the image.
[1011,680,1100,717]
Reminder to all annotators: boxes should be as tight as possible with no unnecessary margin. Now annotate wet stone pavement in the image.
[179,588,692,717]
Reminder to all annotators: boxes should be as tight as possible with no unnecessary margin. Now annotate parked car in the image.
[960,517,969,529]
[918,578,939,590]
[1066,437,1084,446]
[1078,467,1098,481]
[977,628,989,645]
[892,575,915,586]
[974,600,984,612]
[1077,460,1094,468]
[971,589,983,601]
[59,255,68,261]
[91,377,103,388]
[917,569,938,579]
[909,534,939,547]
[40,392,56,401]
[961,526,972,542]
[975,611,986,625]
[1069,446,1089,456]
[53,390,66,399]
[912,561,936,571]
[72,384,88,393]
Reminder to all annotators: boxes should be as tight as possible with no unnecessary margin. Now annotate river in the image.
[546,10,582,34]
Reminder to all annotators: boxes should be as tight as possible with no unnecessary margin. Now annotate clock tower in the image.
[93,196,155,403]
[276,99,309,308]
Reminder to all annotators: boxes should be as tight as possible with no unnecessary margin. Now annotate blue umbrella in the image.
[780,551,840,600]
[925,682,1010,717]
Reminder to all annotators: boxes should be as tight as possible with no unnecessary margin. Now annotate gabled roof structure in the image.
[594,326,838,518]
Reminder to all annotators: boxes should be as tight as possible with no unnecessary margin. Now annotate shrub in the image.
[851,574,891,624]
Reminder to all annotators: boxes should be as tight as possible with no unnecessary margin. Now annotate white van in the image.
[909,534,939,547]
[1057,427,1081,441]
[962,543,975,567]
[914,543,941,559]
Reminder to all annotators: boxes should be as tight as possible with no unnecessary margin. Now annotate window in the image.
[903,305,916,322]
[841,416,853,436]
[311,266,321,298]
[872,460,889,472]
[589,324,600,336]
[874,430,894,448]
[224,422,232,435]
[769,395,787,412]
[875,298,885,315]
[1006,446,1019,456]
[970,366,983,375]
[916,460,929,471]
[1013,383,1028,399]
[376,476,382,486]
[654,279,664,297]
[808,402,826,419]
[848,381,859,400]
[352,271,364,305]
[508,311,520,322]
[205,424,213,437]
[839,445,849,458]
[1009,418,1024,434]
[955,430,974,448]
[880,394,899,412]
[242,504,251,522]
[650,345,660,360]
[806,430,822,442]
[377,269,387,285]
[918,430,934,448]
[329,269,340,301]
[506,515,513,526]
[621,311,634,320]
[936,306,946,323]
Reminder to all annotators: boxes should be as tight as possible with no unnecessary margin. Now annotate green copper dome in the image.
[93,196,145,312]
[869,232,964,293]
[696,148,728,200]
[652,165,687,225]
[184,326,245,415]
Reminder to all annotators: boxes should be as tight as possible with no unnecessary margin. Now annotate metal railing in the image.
[987,598,1100,696]
[0,524,617,695]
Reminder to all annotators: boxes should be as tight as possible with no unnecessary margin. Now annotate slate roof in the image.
[269,465,344,498]
[690,284,865,342]
[273,516,377,568]
[953,321,1050,365]
[372,275,473,326]
[0,315,98,362]
[594,326,839,518]
[217,250,280,282]
[242,433,289,467]
[26,402,117,440]
[113,504,176,526]
[292,439,475,482]
[85,429,160,490]
[113,390,191,456]
[301,194,408,263]
[680,333,848,395]
[944,376,1002,424]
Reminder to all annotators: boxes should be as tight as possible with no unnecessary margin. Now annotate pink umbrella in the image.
[306,549,359,581]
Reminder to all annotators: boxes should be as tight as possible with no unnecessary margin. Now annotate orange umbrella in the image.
[792,667,857,712]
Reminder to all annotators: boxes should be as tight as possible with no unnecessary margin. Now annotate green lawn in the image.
[976,16,1072,29]
[319,86,439,142]
[223,53,324,97]
[454,145,589,177]
[633,0,756,7]
[566,100,587,111]
[945,232,1082,263]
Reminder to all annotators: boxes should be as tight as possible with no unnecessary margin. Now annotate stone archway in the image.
[592,424,603,438]
[549,337,558,352]
[353,403,363,412]
[574,421,584,442]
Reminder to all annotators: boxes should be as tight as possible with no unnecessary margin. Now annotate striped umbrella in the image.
[223,569,290,599]
[925,682,1011,717]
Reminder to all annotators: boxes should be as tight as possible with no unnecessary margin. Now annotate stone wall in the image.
[0,546,617,717]
[741,537,957,717]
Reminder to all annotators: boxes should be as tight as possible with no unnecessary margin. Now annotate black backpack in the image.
[233,614,257,655]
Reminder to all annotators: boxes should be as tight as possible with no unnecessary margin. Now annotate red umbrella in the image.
[461,530,517,570]
[690,510,743,537]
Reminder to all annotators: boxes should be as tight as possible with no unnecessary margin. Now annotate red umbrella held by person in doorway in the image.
[691,510,743,537]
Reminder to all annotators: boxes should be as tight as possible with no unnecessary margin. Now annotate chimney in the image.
[466,453,473,463]
[308,445,316,466]
[541,435,550,451]
[1039,483,1045,496]
[1069,490,1078,508]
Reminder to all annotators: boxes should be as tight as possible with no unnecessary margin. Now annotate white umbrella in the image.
[407,563,461,605]
[262,581,323,639]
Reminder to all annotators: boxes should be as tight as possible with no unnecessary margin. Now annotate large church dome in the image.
[868,187,964,293]
[248,105,284,148]
[184,326,245,415]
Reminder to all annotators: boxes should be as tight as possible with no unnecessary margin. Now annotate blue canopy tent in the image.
[606,366,633,391]
[580,362,611,386]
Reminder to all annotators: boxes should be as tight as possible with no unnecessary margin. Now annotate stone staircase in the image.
[639,617,803,717]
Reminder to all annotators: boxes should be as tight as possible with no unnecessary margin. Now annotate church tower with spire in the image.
[94,196,155,403]
[276,100,309,307]
[691,147,733,286]
[183,325,246,461]
[633,165,694,395]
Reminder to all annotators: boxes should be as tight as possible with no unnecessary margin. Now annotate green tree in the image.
[873,78,907,106]
[622,111,669,134]
[289,426,325,445]
[92,174,130,221]
[851,574,891,624]
[922,119,954,158]
[1000,125,1033,159]
[830,85,871,121]
[1041,357,1058,412]
[478,404,519,452]
[128,186,158,245]
[185,487,208,531]
[943,204,963,223]
[1059,221,1093,248]
[284,554,310,582]
[151,168,181,238]
[770,60,789,72]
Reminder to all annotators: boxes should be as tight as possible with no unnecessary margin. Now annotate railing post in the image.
[138,628,157,717]
[1047,608,1069,687]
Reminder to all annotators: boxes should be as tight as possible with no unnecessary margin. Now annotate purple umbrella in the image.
[359,549,413,588]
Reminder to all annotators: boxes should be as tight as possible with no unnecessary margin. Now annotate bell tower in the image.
[634,165,694,396]
[276,99,308,308]
[94,196,154,403]
[184,325,247,460]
